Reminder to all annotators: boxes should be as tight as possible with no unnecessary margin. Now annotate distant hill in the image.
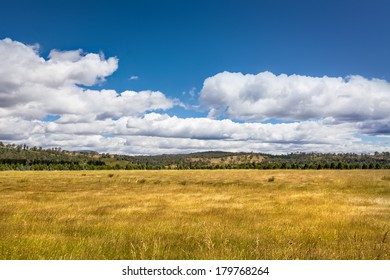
[0,141,389,170]
[75,150,99,155]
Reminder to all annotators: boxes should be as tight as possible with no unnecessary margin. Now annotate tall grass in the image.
[0,170,389,259]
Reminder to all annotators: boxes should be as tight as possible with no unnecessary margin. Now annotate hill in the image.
[0,141,389,170]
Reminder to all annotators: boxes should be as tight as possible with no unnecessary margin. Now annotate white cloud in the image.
[2,112,388,155]
[199,71,390,135]
[0,38,174,120]
[0,38,389,155]
[122,113,354,144]
[129,75,139,80]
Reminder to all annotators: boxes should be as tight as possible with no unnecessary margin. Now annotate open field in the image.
[0,170,389,259]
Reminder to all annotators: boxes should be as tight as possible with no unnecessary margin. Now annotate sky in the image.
[0,0,390,154]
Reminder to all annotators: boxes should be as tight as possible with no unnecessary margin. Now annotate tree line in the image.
[0,141,389,170]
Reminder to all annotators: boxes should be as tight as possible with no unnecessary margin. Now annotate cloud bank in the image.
[200,71,390,134]
[0,38,389,154]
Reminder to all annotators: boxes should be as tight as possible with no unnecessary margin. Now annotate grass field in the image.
[0,170,389,259]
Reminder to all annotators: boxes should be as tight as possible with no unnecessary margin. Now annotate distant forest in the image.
[0,141,390,170]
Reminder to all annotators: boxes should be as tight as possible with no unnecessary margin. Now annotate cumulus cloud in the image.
[122,113,355,144]
[2,112,388,155]
[0,38,173,120]
[199,71,390,135]
[1,38,389,154]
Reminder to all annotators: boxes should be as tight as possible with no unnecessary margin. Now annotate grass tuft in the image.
[382,175,390,181]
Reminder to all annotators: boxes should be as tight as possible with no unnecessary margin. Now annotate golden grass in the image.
[0,170,389,260]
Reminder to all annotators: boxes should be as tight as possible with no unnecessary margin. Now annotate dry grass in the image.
[0,170,389,259]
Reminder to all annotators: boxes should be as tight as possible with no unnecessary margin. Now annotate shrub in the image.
[268,176,275,182]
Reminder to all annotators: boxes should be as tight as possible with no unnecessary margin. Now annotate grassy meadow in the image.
[0,170,389,259]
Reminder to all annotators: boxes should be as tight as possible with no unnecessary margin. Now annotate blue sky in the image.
[1,0,389,154]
